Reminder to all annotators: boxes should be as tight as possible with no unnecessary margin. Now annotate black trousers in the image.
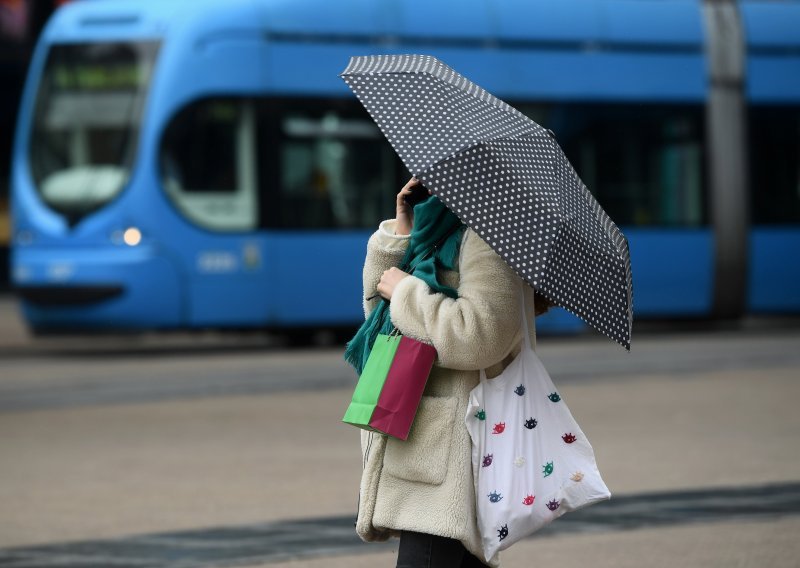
[396,531,488,568]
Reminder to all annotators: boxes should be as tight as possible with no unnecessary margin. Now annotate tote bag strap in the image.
[519,280,535,355]
[479,280,534,384]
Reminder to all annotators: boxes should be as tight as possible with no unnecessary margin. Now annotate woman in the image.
[346,177,548,567]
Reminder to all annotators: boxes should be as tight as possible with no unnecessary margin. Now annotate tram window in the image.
[517,104,706,227]
[29,41,159,219]
[749,107,800,224]
[159,99,258,231]
[257,100,400,230]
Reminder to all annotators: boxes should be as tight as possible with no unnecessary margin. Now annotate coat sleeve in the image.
[362,219,411,317]
[388,229,523,370]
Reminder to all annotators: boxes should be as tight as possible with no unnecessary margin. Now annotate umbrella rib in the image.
[417,131,553,177]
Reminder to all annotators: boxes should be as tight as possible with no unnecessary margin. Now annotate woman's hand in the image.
[377,267,410,301]
[396,177,426,236]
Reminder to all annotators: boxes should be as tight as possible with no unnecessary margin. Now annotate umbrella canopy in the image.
[341,54,633,350]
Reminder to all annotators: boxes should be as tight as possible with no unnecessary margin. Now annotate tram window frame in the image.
[748,106,800,225]
[29,41,159,220]
[515,102,708,228]
[158,97,259,232]
[256,98,403,230]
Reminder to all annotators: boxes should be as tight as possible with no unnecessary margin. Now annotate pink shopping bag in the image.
[368,335,436,440]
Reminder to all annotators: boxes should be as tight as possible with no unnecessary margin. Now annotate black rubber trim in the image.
[15,285,124,306]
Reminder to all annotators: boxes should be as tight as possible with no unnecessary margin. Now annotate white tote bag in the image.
[465,294,611,562]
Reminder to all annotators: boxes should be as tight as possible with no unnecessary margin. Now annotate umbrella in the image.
[341,54,633,350]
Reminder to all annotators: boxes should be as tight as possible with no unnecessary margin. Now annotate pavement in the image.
[1,294,799,567]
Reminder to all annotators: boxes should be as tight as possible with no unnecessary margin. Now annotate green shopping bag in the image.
[342,333,402,429]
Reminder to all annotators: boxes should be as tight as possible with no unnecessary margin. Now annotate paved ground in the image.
[260,518,800,568]
[1,295,799,567]
[3,484,798,567]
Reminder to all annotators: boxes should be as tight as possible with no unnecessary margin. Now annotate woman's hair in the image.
[533,290,554,317]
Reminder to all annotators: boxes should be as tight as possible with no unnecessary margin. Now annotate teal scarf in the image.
[344,196,464,375]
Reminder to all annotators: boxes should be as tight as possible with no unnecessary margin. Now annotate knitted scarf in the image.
[344,196,464,375]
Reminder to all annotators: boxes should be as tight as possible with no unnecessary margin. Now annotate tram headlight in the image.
[123,227,143,247]
[112,227,143,246]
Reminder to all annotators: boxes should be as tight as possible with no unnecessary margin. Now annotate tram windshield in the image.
[29,41,159,220]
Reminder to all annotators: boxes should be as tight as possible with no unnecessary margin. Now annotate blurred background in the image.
[0,0,798,567]
[2,0,798,337]
[1,0,65,291]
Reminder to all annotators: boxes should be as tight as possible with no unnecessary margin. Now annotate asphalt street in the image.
[2,324,800,412]
[1,296,799,567]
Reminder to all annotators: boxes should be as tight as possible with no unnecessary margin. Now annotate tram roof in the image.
[45,0,706,50]
[43,0,800,53]
[39,0,800,103]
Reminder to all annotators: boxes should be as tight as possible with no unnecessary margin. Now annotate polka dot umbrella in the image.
[341,54,633,350]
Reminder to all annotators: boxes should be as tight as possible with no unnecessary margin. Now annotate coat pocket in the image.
[383,395,458,486]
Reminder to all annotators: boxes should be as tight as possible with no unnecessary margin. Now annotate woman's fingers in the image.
[377,267,410,300]
[397,177,419,204]
[395,177,417,236]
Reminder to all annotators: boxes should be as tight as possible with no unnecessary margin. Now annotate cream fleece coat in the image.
[355,219,536,566]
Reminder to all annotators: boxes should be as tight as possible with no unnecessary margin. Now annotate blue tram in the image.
[10,0,800,334]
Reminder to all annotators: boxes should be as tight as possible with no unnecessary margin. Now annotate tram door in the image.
[160,100,271,326]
